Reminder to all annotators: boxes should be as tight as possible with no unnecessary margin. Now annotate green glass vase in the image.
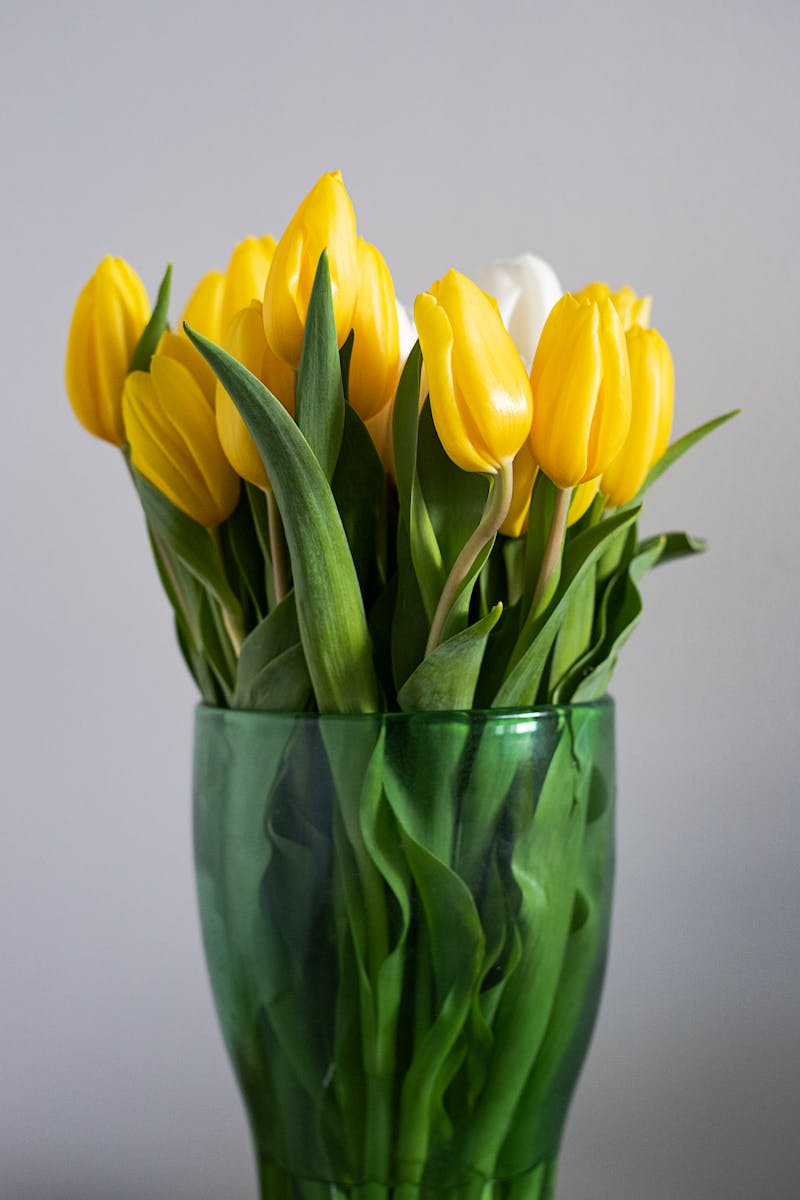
[193,700,615,1199]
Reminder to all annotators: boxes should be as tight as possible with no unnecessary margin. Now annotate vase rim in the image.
[195,696,613,725]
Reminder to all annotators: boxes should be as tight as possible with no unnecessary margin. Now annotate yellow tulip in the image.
[178,236,277,401]
[414,269,533,474]
[499,440,538,537]
[263,170,359,369]
[567,476,601,526]
[123,353,240,527]
[348,238,401,421]
[215,301,296,489]
[601,326,674,506]
[576,281,652,330]
[181,269,226,341]
[65,256,150,446]
[156,330,216,406]
[219,235,276,337]
[529,293,631,489]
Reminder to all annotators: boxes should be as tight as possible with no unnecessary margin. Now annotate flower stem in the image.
[425,460,514,656]
[529,485,572,618]
[265,487,289,605]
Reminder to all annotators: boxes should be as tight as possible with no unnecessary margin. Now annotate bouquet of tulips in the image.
[66,170,733,715]
[66,171,735,1197]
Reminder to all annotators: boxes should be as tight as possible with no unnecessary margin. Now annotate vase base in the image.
[257,1156,557,1200]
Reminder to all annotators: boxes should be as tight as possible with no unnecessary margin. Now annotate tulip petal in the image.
[415,291,493,474]
[586,300,631,481]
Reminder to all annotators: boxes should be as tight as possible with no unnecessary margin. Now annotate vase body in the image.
[193,700,615,1199]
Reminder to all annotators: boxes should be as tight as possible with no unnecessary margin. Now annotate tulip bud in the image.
[65,256,151,446]
[123,353,240,527]
[477,253,563,372]
[499,440,538,538]
[263,170,359,369]
[181,269,226,341]
[178,236,277,401]
[414,269,533,474]
[348,239,401,421]
[576,281,652,331]
[219,235,277,337]
[529,294,631,489]
[156,330,216,406]
[601,326,674,506]
[215,301,296,489]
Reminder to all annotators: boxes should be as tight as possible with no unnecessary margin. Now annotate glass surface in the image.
[193,700,615,1199]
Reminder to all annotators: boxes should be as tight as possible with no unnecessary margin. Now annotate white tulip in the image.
[477,254,563,372]
[396,299,417,363]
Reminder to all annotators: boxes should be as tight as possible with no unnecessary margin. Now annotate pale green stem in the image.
[209,526,244,656]
[265,487,289,604]
[529,485,572,617]
[425,459,514,656]
[220,607,243,656]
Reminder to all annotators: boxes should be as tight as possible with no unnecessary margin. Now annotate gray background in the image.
[1,1,798,1197]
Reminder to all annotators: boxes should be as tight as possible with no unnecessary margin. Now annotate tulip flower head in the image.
[478,253,563,372]
[263,171,359,369]
[601,325,674,506]
[348,238,401,421]
[414,269,533,475]
[529,293,632,489]
[65,256,151,446]
[215,301,296,490]
[123,352,240,527]
[219,236,277,338]
[576,281,652,331]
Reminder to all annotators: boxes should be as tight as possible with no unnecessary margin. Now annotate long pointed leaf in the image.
[133,468,241,619]
[495,507,640,707]
[185,326,379,713]
[398,604,503,712]
[635,409,739,499]
[128,263,172,373]
[295,250,345,480]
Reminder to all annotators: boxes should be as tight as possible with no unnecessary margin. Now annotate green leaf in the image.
[416,401,488,577]
[185,326,379,713]
[392,345,446,620]
[128,263,172,373]
[392,342,423,514]
[416,398,492,639]
[522,472,559,619]
[559,535,665,703]
[233,590,303,708]
[549,562,596,688]
[331,404,385,598]
[132,469,242,620]
[570,572,643,702]
[196,590,235,699]
[295,250,345,481]
[398,604,503,712]
[495,507,640,707]
[221,491,268,621]
[391,534,430,694]
[635,409,739,499]
[339,328,355,400]
[233,642,311,711]
[245,483,276,609]
[637,529,707,570]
